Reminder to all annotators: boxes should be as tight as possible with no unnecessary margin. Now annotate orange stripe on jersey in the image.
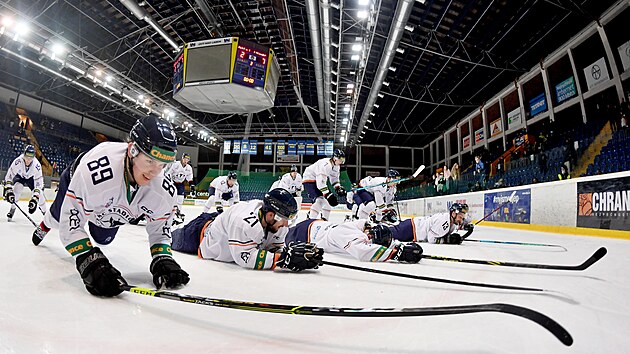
[197,219,213,259]
[307,220,321,243]
[411,219,417,242]
[303,179,316,183]
[270,253,281,270]
[228,242,258,247]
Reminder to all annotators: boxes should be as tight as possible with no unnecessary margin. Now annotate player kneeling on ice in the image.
[286,218,423,263]
[32,115,190,297]
[203,171,239,214]
[171,188,323,271]
[165,152,195,224]
[3,144,48,221]
[388,203,474,244]
[354,169,400,224]
[269,164,304,206]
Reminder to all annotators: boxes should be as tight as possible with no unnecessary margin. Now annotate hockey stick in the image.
[421,247,606,271]
[11,201,38,227]
[464,238,568,251]
[320,260,546,292]
[352,165,425,192]
[122,285,572,346]
[474,190,517,225]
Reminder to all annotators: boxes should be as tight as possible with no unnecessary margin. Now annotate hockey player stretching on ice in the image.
[354,169,400,223]
[166,152,194,224]
[389,203,474,244]
[303,149,346,220]
[172,188,323,271]
[4,144,47,221]
[286,219,423,263]
[203,171,239,214]
[32,115,190,297]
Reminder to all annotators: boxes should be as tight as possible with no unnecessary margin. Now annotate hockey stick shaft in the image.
[352,165,425,192]
[320,260,545,292]
[464,238,568,251]
[475,191,517,225]
[122,286,572,346]
[421,247,606,270]
[12,201,38,227]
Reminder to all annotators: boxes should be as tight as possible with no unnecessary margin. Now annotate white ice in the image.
[1,202,629,353]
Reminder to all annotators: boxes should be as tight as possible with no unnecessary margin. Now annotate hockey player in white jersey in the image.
[171,188,323,271]
[354,169,400,223]
[203,171,240,213]
[3,144,47,221]
[302,149,346,220]
[166,152,194,224]
[270,164,303,206]
[389,203,474,244]
[286,219,423,263]
[31,115,190,297]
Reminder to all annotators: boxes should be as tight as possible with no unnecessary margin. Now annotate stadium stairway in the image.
[571,121,612,177]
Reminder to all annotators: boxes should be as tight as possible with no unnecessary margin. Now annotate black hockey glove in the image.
[393,243,423,263]
[335,185,346,198]
[28,196,39,214]
[150,255,190,289]
[277,242,324,272]
[438,233,463,245]
[4,187,15,204]
[76,247,127,297]
[216,205,224,214]
[382,209,399,224]
[325,193,339,207]
[462,223,474,239]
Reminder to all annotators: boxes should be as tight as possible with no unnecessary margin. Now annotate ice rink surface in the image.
[1,202,629,353]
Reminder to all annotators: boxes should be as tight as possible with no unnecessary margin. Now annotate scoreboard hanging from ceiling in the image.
[172,37,280,114]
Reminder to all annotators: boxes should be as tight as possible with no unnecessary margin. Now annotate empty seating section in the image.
[586,130,630,175]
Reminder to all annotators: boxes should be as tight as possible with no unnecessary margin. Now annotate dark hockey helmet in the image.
[129,115,177,163]
[449,202,469,215]
[290,164,298,173]
[227,171,238,180]
[387,169,401,179]
[182,153,191,160]
[367,224,393,247]
[23,144,36,158]
[262,188,298,221]
[332,149,346,164]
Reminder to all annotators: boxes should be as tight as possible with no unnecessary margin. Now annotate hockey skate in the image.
[32,222,51,246]
[7,209,14,222]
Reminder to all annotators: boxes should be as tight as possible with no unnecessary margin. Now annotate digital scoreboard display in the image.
[173,53,185,95]
[232,39,269,89]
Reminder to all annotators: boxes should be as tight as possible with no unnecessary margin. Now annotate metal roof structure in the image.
[0,0,622,148]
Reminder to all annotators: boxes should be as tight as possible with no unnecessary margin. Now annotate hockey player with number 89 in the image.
[31,115,190,297]
[4,144,47,221]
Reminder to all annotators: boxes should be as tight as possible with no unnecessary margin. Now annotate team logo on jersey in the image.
[241,252,250,263]
[69,209,81,231]
[95,206,134,228]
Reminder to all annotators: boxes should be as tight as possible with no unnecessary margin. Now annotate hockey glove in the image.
[28,196,39,214]
[462,223,474,239]
[150,255,190,289]
[325,193,339,207]
[76,247,127,297]
[438,233,463,245]
[335,185,346,198]
[4,187,15,204]
[393,243,423,263]
[216,205,224,214]
[277,242,324,272]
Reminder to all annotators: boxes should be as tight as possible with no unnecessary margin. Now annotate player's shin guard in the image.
[321,206,332,221]
[358,201,376,220]
[308,197,324,219]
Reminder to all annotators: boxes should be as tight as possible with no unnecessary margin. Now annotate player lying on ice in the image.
[285,218,423,263]
[171,188,323,271]
[388,203,474,244]
[31,115,190,297]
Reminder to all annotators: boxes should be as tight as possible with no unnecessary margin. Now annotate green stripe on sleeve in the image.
[370,246,387,262]
[66,238,93,256]
[150,243,173,256]
[255,250,267,270]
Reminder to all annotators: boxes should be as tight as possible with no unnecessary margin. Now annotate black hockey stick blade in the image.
[123,286,572,346]
[464,238,568,251]
[422,247,607,271]
[320,260,546,292]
